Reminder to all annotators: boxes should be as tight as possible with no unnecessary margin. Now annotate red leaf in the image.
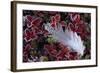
[61,21,66,26]
[70,13,80,23]
[55,14,61,22]
[31,17,42,27]
[24,44,31,52]
[24,28,37,42]
[26,15,33,22]
[51,16,56,27]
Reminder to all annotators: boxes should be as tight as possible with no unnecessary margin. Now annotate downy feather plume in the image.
[44,23,85,56]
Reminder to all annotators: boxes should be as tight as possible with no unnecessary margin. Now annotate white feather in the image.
[44,23,85,56]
